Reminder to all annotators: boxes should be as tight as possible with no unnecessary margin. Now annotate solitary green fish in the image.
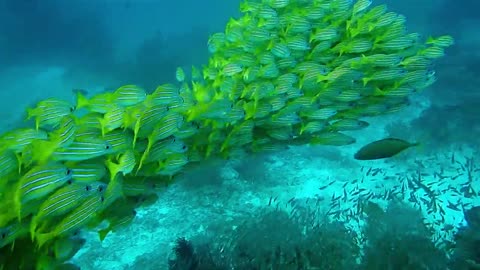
[354,138,418,160]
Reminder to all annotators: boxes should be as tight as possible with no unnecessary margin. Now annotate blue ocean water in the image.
[0,0,479,269]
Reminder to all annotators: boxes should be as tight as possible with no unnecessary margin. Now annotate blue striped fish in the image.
[15,164,73,216]
[136,113,184,173]
[0,128,48,153]
[111,85,146,107]
[49,116,77,147]
[145,84,181,107]
[105,150,136,181]
[103,129,134,153]
[36,194,105,247]
[68,162,107,183]
[30,181,104,238]
[0,149,18,177]
[98,105,125,136]
[51,139,113,162]
[27,98,75,130]
[0,220,29,248]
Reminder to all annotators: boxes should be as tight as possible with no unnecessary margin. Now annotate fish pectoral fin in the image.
[98,228,111,242]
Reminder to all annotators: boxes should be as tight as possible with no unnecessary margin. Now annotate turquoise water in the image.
[0,0,479,269]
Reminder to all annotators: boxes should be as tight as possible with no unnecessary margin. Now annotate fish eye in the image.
[182,145,187,150]
[100,196,105,202]
[166,106,170,111]
[105,145,111,150]
[67,179,73,185]
[66,169,72,175]
[1,232,6,239]
[85,185,91,191]
[70,106,76,112]
[98,186,104,192]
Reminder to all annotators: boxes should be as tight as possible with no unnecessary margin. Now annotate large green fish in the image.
[354,138,418,160]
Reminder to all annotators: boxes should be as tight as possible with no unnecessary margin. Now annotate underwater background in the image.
[0,0,479,269]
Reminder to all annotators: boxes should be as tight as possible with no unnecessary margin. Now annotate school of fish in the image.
[0,0,453,268]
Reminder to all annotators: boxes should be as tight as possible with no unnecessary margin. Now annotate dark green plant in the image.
[361,201,448,270]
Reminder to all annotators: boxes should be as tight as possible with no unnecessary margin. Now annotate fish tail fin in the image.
[411,141,423,154]
[410,133,429,155]
[135,138,152,175]
[132,120,141,148]
[98,228,110,241]
[10,240,15,252]
[75,90,89,109]
[362,77,370,86]
[98,117,106,137]
[135,151,148,176]
[14,152,23,174]
[36,232,54,248]
[13,191,22,223]
[26,108,40,130]
[106,159,120,181]
[26,108,35,120]
[426,36,435,44]
[373,87,385,96]
[30,217,39,241]
[30,140,57,164]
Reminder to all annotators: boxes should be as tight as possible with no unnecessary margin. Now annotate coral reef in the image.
[0,0,451,268]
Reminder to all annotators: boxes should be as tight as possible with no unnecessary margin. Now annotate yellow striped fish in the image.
[30,181,103,238]
[111,85,147,107]
[15,163,73,216]
[51,139,113,162]
[105,150,136,181]
[68,162,107,183]
[36,194,105,247]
